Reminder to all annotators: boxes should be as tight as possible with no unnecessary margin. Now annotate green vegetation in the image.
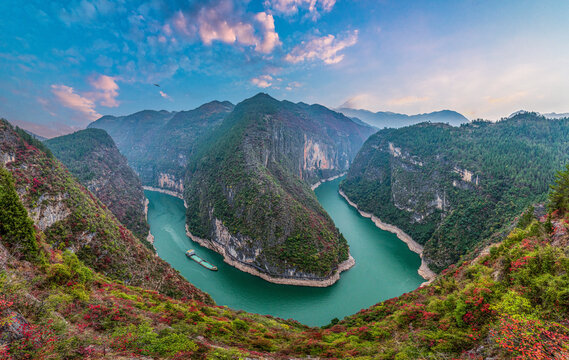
[0,166,43,263]
[342,113,569,271]
[2,117,569,359]
[186,94,371,278]
[46,128,150,243]
[88,102,235,189]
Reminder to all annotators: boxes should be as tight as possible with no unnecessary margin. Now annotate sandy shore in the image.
[185,225,355,287]
[338,190,436,284]
[311,172,347,191]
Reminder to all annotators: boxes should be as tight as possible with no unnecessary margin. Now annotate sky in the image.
[1,0,569,137]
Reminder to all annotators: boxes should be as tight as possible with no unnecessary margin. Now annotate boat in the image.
[185,250,218,271]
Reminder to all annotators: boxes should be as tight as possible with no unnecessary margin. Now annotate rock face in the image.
[0,119,211,302]
[185,93,375,284]
[341,113,569,272]
[45,129,150,243]
[88,101,234,192]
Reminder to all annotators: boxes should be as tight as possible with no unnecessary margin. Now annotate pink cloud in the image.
[251,74,273,88]
[167,1,280,54]
[51,74,120,122]
[88,75,119,107]
[159,90,171,99]
[285,30,358,64]
[51,84,101,121]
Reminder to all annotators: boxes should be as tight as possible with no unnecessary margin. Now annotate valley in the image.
[146,177,423,326]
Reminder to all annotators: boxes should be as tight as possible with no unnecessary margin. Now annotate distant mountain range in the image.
[336,108,469,129]
[509,110,569,119]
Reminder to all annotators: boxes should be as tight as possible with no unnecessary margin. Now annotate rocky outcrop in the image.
[46,129,150,242]
[157,172,184,193]
[185,93,374,285]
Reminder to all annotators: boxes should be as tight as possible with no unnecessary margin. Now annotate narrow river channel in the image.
[145,177,423,326]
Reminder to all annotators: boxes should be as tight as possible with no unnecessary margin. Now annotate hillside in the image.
[341,112,569,272]
[185,93,375,285]
[337,108,469,128]
[45,129,150,244]
[2,119,569,358]
[0,118,209,302]
[89,101,234,192]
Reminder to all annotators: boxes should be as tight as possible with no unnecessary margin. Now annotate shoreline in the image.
[143,198,155,246]
[338,189,436,284]
[145,186,355,287]
[311,172,347,191]
[185,225,355,287]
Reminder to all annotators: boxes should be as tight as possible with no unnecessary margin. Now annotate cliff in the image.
[88,102,234,192]
[0,118,210,302]
[341,113,569,271]
[185,93,375,284]
[45,128,150,244]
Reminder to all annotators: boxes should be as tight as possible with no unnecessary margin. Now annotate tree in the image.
[0,166,42,263]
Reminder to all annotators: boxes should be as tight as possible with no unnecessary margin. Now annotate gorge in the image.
[146,176,424,326]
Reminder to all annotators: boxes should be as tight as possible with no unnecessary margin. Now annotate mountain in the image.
[509,109,569,120]
[2,115,569,359]
[185,93,375,284]
[45,128,150,244]
[89,101,234,192]
[337,108,469,128]
[341,112,569,272]
[0,118,209,302]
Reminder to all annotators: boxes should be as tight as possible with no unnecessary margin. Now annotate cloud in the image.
[285,30,358,64]
[254,12,280,53]
[285,81,302,91]
[159,90,171,99]
[51,84,101,121]
[168,1,280,54]
[266,0,336,17]
[251,74,273,88]
[51,74,120,122]
[87,75,119,107]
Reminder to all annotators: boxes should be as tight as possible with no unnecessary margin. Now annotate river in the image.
[145,177,423,327]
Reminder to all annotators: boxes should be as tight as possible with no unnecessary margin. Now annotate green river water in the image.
[145,177,424,326]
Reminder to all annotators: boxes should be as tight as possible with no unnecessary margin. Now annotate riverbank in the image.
[185,225,355,287]
[143,198,155,245]
[338,189,436,284]
[311,172,347,191]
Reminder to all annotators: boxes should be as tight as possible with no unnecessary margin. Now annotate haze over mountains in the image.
[336,108,469,129]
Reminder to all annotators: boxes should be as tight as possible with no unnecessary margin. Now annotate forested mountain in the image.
[185,93,375,284]
[45,129,150,244]
[88,101,234,192]
[341,112,569,272]
[2,111,569,358]
[337,108,469,128]
[0,118,209,301]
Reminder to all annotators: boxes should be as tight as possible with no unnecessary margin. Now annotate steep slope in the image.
[337,107,469,128]
[0,118,210,302]
[45,128,150,244]
[185,93,375,285]
[89,101,234,192]
[3,151,568,359]
[341,112,569,272]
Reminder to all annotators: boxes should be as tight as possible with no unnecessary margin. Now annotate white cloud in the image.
[251,74,273,88]
[51,84,101,121]
[266,0,336,17]
[168,1,280,54]
[285,30,358,64]
[159,90,171,99]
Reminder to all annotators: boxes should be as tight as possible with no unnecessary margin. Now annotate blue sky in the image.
[1,0,568,137]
